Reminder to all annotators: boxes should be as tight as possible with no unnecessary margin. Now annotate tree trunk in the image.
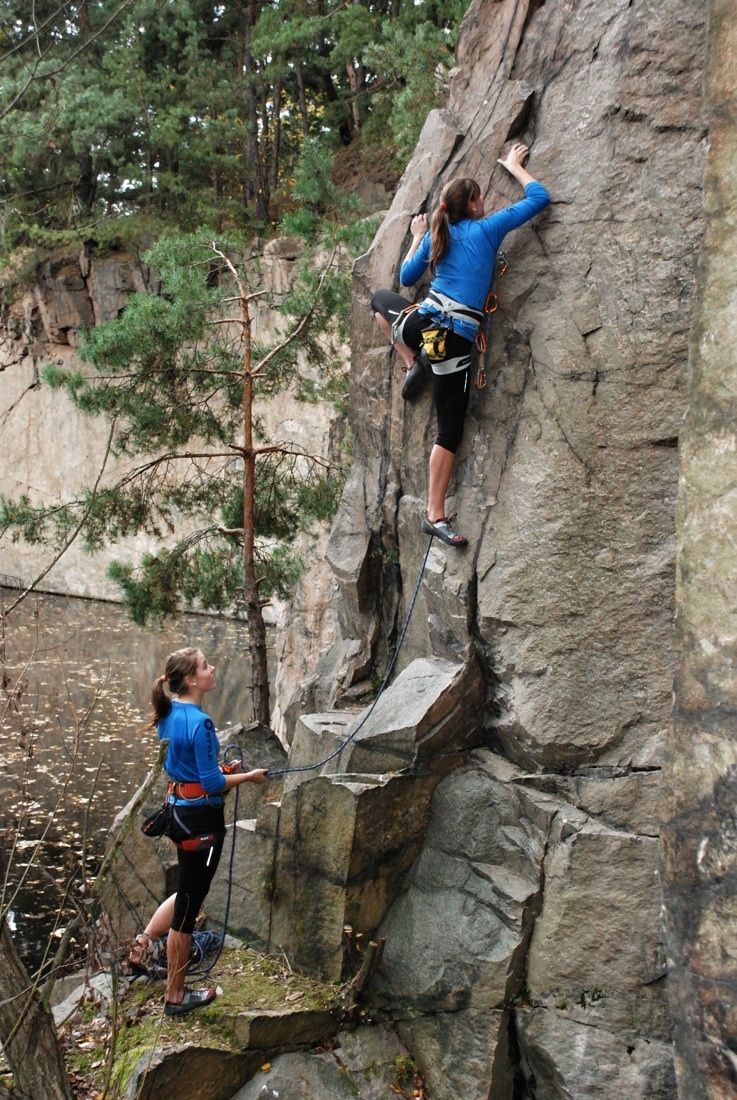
[240,297,271,727]
[268,77,282,199]
[295,60,309,139]
[0,881,73,1099]
[241,0,269,225]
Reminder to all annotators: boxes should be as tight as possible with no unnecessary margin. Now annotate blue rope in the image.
[181,534,434,983]
[268,535,434,778]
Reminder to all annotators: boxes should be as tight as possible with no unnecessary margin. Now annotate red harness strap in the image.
[175,833,219,852]
[168,779,213,800]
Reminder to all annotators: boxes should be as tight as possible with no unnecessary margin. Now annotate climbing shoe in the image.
[164,988,217,1016]
[401,348,429,401]
[421,514,468,547]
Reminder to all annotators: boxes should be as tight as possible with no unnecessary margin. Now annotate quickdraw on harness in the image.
[473,251,508,391]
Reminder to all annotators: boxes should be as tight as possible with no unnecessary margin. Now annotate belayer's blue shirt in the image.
[400,181,550,318]
[157,700,226,804]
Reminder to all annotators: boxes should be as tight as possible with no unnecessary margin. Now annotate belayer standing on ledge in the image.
[372,143,550,548]
[129,647,268,1016]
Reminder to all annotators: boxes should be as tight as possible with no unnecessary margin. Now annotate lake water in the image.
[0,586,264,971]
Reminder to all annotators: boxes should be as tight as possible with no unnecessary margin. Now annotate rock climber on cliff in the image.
[371,143,550,547]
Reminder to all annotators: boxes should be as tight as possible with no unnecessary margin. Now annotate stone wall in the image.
[663,2,737,1097]
[268,0,709,1096]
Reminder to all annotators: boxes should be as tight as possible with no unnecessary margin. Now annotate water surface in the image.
[0,587,260,970]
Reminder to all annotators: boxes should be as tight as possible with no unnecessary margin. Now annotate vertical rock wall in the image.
[663,2,737,1097]
[270,0,712,1096]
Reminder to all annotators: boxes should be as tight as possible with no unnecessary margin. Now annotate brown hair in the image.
[429,178,481,273]
[147,646,200,728]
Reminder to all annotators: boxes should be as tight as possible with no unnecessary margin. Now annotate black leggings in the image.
[170,804,225,934]
[372,289,472,454]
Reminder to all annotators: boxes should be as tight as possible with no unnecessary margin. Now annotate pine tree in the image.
[0,0,470,252]
[0,219,370,724]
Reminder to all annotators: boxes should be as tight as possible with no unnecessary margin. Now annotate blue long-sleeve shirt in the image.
[400,182,550,325]
[158,700,226,805]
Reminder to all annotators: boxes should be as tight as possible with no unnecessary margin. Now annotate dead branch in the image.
[251,246,339,379]
[1,420,116,618]
[93,739,168,887]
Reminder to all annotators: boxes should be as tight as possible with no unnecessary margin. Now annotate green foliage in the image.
[0,0,471,257]
[2,221,356,625]
[363,3,468,169]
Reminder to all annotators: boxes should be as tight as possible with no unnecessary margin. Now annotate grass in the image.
[60,944,342,1099]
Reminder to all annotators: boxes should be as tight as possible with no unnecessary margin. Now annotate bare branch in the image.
[93,739,169,884]
[222,291,268,305]
[1,419,116,618]
[254,443,332,470]
[251,246,338,379]
[111,448,242,489]
[208,243,245,300]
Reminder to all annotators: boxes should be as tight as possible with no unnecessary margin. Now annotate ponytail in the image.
[146,646,200,729]
[429,178,482,274]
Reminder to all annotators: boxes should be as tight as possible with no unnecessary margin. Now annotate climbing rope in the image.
[185,745,244,982]
[183,535,434,981]
[126,536,435,986]
[268,534,434,779]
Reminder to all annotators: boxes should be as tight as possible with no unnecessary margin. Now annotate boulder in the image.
[124,1045,260,1100]
[231,1024,413,1100]
[517,1007,677,1099]
[375,754,555,1015]
[269,769,441,979]
[398,1010,515,1100]
[330,655,486,775]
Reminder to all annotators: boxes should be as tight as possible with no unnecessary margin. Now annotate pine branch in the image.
[0,0,140,121]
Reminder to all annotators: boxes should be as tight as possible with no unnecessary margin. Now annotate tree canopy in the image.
[0,0,469,252]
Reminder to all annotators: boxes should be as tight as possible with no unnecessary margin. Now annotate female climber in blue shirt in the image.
[128,647,268,1016]
[372,143,550,547]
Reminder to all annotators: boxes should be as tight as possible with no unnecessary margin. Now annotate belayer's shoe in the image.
[401,349,429,401]
[164,987,217,1017]
[421,514,468,548]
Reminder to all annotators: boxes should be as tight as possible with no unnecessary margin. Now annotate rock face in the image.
[271,0,709,1096]
[1,0,725,1098]
[662,4,737,1099]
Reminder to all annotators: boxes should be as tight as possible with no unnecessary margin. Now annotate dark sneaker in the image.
[401,349,429,401]
[164,988,217,1016]
[421,514,468,547]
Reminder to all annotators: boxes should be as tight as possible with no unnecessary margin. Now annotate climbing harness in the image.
[419,288,484,343]
[473,251,508,392]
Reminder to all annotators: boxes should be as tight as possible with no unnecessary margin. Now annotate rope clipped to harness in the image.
[269,535,434,779]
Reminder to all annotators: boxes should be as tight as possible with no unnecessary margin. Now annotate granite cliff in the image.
[3,0,734,1096]
[262,0,703,1095]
